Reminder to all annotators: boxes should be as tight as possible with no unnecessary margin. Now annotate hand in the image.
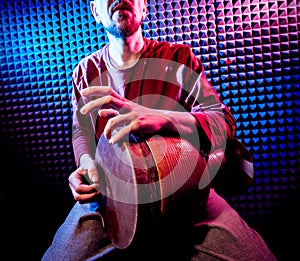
[68,166,101,204]
[79,153,99,183]
[68,153,101,204]
[80,86,171,144]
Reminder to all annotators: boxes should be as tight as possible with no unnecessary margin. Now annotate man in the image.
[42,0,277,260]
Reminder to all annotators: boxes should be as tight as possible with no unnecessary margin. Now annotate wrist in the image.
[79,153,94,166]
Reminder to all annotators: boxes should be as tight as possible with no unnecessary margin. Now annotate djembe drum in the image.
[95,133,210,249]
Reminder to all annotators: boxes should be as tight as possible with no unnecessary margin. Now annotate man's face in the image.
[91,0,147,38]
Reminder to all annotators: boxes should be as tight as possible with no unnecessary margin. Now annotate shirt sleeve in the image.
[183,47,236,152]
[71,63,97,167]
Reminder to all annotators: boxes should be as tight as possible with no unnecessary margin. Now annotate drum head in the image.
[96,134,139,249]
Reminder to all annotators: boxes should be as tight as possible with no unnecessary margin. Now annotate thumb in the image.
[88,164,99,183]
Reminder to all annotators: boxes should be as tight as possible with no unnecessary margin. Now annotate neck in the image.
[107,28,144,68]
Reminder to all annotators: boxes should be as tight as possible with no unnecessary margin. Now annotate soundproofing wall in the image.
[0,0,299,260]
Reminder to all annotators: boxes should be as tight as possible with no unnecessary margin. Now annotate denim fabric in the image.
[191,189,278,260]
[42,202,113,261]
[42,189,277,261]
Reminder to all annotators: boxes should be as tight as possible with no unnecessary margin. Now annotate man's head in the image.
[90,0,147,39]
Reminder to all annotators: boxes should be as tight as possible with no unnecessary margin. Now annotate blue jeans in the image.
[42,189,277,260]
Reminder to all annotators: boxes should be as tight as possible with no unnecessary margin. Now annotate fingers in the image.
[103,113,132,141]
[68,167,101,203]
[69,185,100,204]
[81,86,113,97]
[79,154,99,183]
[69,182,100,204]
[80,86,127,115]
[68,167,99,192]
[68,166,87,187]
[98,108,119,118]
[107,123,133,144]
[81,86,125,104]
[80,95,125,115]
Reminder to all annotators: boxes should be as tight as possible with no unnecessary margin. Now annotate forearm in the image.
[71,79,99,166]
[72,128,96,166]
[159,108,235,153]
[192,108,236,151]
[159,110,199,136]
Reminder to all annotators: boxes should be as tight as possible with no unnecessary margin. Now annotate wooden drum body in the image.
[95,133,209,249]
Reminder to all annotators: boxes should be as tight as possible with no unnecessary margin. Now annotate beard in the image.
[104,17,142,39]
